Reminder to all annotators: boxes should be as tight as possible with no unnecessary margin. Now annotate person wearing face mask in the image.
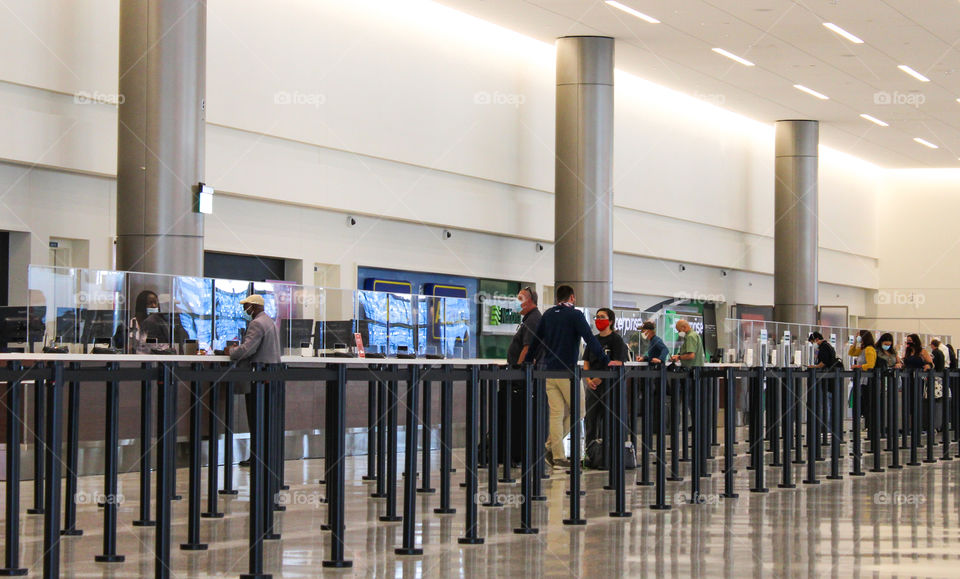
[531,285,622,469]
[582,308,630,452]
[875,333,900,369]
[504,286,541,463]
[637,321,669,365]
[670,319,705,368]
[807,332,841,369]
[227,294,281,465]
[130,289,179,351]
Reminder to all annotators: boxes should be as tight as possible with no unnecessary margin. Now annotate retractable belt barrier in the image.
[0,356,957,579]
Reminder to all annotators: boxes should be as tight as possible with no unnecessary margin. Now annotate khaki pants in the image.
[545,377,585,460]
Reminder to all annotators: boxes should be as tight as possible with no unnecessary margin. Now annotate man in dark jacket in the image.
[504,286,541,462]
[808,332,839,369]
[637,321,669,364]
[227,294,281,465]
[531,285,621,468]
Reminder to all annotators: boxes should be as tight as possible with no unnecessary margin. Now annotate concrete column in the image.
[774,120,819,325]
[116,0,205,276]
[554,36,614,308]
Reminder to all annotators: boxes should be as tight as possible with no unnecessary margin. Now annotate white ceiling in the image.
[433,0,960,168]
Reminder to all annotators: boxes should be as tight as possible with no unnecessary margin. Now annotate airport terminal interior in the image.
[3,0,960,577]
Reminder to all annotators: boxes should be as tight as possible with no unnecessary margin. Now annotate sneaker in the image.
[544,451,555,469]
[553,458,571,470]
[239,459,251,468]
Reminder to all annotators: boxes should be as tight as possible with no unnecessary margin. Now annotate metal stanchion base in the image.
[378,515,402,522]
[273,505,286,512]
[750,488,769,493]
[240,573,273,578]
[417,488,436,494]
[923,459,938,464]
[826,475,843,480]
[264,533,280,541]
[60,529,83,536]
[0,570,27,576]
[564,490,586,496]
[179,544,208,551]
[322,561,353,569]
[26,508,43,515]
[650,505,671,511]
[132,520,155,527]
[201,512,224,519]
[802,480,820,485]
[514,527,539,534]
[906,462,921,467]
[499,478,517,484]
[280,485,289,491]
[218,490,239,496]
[562,519,586,525]
[95,555,126,562]
[636,481,654,487]
[721,493,738,499]
[362,475,377,481]
[370,492,386,498]
[777,483,796,489]
[666,477,683,482]
[531,496,547,501]
[458,537,484,545]
[609,512,632,518]
[849,471,866,476]
[434,508,456,514]
[395,548,423,556]
[321,524,330,531]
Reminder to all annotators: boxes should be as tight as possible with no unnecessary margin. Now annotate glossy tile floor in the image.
[6,432,960,578]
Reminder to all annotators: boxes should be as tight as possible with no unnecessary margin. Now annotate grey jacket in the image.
[229,312,281,365]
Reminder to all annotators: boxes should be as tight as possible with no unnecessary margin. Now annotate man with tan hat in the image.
[226,294,281,465]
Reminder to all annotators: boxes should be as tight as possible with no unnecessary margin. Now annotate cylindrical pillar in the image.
[554,36,614,308]
[117,0,205,275]
[774,120,819,325]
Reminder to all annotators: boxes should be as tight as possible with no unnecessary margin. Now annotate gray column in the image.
[116,0,205,276]
[774,120,819,325]
[554,36,614,308]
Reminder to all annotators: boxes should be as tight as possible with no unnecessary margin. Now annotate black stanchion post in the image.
[680,373,690,463]
[155,363,175,579]
[637,375,653,487]
[96,362,125,562]
[458,365,484,545]
[240,370,270,579]
[722,367,738,499]
[779,368,796,488]
[871,368,885,472]
[397,365,424,555]
[418,377,436,495]
[61,362,83,535]
[371,374,388,499]
[769,370,781,468]
[532,375,547,500]
[180,364,208,551]
[483,369,500,507]
[435,366,455,515]
[202,379,224,519]
[501,368,515,484]
[888,370,902,470]
[41,362,65,578]
[611,365,631,518]
[908,370,921,467]
[27,374,45,516]
[803,368,820,485]
[379,379,401,522]
[514,363,538,533]
[751,366,768,493]
[849,369,865,476]
[827,370,842,480]
[690,368,701,500]
[363,378,377,481]
[699,372,710,477]
[792,373,803,465]
[133,362,156,526]
[943,368,952,461]
[322,363,352,568]
[925,367,937,464]
[651,365,671,510]
[220,380,238,495]
[668,373,682,482]
[1,361,27,576]
[564,365,586,525]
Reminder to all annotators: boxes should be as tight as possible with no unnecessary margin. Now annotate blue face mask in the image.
[241,308,253,322]
[882,344,891,351]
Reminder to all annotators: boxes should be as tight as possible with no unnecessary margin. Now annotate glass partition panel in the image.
[77,269,125,352]
[212,279,250,352]
[173,275,213,352]
[25,265,78,352]
[126,272,175,353]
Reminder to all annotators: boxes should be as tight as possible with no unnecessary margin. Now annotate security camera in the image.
[346,216,358,227]
[721,270,728,277]
[443,229,452,239]
[679,264,686,272]
[535,242,544,252]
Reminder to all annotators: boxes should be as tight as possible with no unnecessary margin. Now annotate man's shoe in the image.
[239,459,251,468]
[544,450,555,468]
[553,458,571,470]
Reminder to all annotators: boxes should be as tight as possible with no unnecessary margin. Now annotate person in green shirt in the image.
[670,319,705,367]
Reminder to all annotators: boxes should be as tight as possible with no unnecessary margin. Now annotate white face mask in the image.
[146,307,159,315]
[677,331,686,338]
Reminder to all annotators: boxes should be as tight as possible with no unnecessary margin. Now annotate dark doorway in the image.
[203,251,285,282]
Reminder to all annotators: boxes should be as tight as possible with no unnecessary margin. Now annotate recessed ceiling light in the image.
[793,84,829,100]
[898,65,930,82]
[914,137,938,149]
[712,48,755,67]
[822,22,864,44]
[605,1,660,24]
[956,97,960,104]
[859,113,889,127]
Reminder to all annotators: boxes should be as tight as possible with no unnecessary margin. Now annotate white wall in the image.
[0,0,881,317]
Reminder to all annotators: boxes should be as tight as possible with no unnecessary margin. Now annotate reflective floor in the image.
[6,436,960,578]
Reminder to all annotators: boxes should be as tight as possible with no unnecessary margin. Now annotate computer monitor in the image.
[280,318,315,349]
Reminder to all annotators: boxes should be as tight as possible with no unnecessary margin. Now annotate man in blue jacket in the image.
[637,321,669,364]
[532,285,622,468]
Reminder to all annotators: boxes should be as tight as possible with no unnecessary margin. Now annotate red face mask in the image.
[595,319,610,332]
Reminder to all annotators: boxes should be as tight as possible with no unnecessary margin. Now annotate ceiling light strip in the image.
[859,114,889,127]
[914,137,938,149]
[712,48,755,67]
[822,22,864,44]
[604,1,660,24]
[793,84,829,100]
[898,65,930,82]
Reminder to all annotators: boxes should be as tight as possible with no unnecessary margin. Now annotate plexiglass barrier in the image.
[724,317,953,366]
[18,266,475,358]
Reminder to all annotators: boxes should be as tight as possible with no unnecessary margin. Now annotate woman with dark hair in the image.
[948,344,958,370]
[875,332,900,369]
[849,330,877,432]
[582,307,629,457]
[131,290,176,350]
